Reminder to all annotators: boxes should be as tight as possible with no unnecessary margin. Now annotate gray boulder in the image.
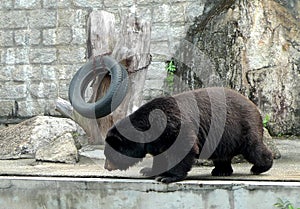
[35,133,78,164]
[0,116,83,163]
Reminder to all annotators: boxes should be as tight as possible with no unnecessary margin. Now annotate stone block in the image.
[57,47,86,64]
[144,79,165,90]
[12,65,30,82]
[146,62,167,80]
[43,28,72,45]
[15,48,30,64]
[150,41,172,61]
[14,0,41,9]
[0,66,13,81]
[17,99,56,116]
[0,30,14,47]
[0,11,29,29]
[14,29,41,46]
[58,9,87,27]
[29,48,57,64]
[71,28,87,45]
[143,88,166,101]
[0,83,27,100]
[28,82,58,99]
[28,66,42,80]
[74,0,103,8]
[170,3,185,23]
[41,65,57,80]
[58,79,70,99]
[135,7,152,22]
[0,100,14,116]
[1,48,15,65]
[152,4,170,23]
[103,0,134,8]
[169,25,187,40]
[0,48,30,64]
[56,64,80,80]
[151,25,170,42]
[43,0,72,8]
[136,0,153,6]
[0,0,13,9]
[28,10,56,28]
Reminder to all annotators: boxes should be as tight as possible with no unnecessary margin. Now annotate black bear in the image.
[104,87,273,183]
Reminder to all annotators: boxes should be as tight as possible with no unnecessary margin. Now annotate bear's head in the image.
[104,124,146,171]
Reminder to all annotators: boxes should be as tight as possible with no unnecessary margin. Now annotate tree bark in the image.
[56,10,151,144]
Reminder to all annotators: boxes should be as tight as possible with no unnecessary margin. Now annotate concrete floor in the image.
[0,139,299,182]
[0,138,299,209]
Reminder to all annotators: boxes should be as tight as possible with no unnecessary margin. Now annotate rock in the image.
[35,133,78,164]
[177,0,300,136]
[0,116,84,163]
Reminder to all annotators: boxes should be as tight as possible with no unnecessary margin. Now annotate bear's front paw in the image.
[140,167,154,177]
[155,175,184,184]
[211,167,233,176]
[251,165,270,175]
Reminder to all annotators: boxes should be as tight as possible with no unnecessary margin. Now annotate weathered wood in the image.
[111,13,151,118]
[95,11,152,141]
[87,10,116,57]
[87,11,116,143]
[112,13,152,72]
[57,10,117,144]
[55,98,102,144]
[56,10,151,144]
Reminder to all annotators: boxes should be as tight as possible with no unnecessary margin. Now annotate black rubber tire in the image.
[69,56,128,119]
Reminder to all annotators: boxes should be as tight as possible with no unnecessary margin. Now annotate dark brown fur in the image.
[104,87,273,183]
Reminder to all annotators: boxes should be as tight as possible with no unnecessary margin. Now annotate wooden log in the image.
[55,98,102,144]
[111,12,151,120]
[87,10,116,57]
[56,10,151,144]
[94,12,152,141]
[57,10,117,144]
[112,13,152,73]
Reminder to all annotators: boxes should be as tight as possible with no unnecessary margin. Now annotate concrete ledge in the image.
[0,176,299,209]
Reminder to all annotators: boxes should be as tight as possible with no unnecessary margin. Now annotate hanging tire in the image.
[69,56,128,119]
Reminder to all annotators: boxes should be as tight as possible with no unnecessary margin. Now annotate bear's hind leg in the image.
[211,159,233,176]
[242,143,273,175]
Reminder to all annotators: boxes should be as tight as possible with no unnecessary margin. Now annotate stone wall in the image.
[0,0,204,120]
[1,0,299,135]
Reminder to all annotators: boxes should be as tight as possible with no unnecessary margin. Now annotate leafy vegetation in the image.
[165,60,177,91]
[274,198,300,209]
[263,114,270,128]
[166,60,177,74]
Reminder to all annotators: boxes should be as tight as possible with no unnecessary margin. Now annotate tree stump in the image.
[56,10,151,144]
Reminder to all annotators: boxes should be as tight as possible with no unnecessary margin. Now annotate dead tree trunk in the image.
[56,10,151,144]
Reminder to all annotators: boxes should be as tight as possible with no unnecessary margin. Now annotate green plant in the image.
[166,60,177,74]
[263,114,270,128]
[274,198,300,209]
[165,60,177,91]
[277,133,283,137]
